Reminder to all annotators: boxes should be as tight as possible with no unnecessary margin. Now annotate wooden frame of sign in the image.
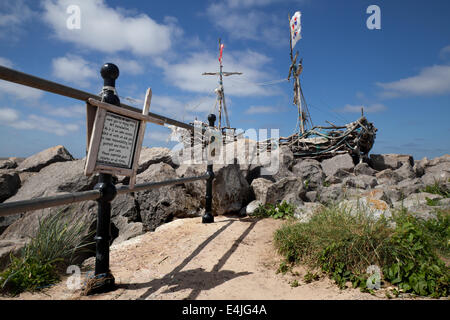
[84,88,153,189]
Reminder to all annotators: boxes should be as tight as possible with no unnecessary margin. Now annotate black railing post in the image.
[90,63,119,293]
[202,114,216,224]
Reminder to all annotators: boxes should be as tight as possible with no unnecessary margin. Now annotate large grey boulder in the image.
[265,177,305,205]
[221,138,270,184]
[305,190,318,202]
[413,159,427,177]
[17,145,74,172]
[369,154,414,171]
[110,193,145,244]
[318,184,346,204]
[0,159,98,236]
[393,192,447,220]
[375,185,404,203]
[240,200,263,216]
[394,163,416,181]
[428,154,450,167]
[0,200,97,244]
[343,175,378,190]
[250,178,273,204]
[0,239,26,271]
[0,214,24,236]
[137,147,177,173]
[375,169,402,185]
[0,159,142,248]
[338,197,392,221]
[0,159,17,170]
[294,202,325,222]
[136,163,201,232]
[0,170,21,202]
[421,162,450,186]
[292,159,325,189]
[354,162,376,176]
[176,162,251,216]
[321,154,354,178]
[261,145,295,182]
[4,159,98,201]
[356,188,393,206]
[0,191,142,250]
[324,168,353,185]
[397,178,425,198]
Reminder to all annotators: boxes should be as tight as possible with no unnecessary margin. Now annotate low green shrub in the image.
[0,253,60,296]
[422,181,450,198]
[252,201,295,220]
[383,216,448,297]
[426,197,440,206]
[303,271,320,283]
[0,210,93,295]
[273,204,450,297]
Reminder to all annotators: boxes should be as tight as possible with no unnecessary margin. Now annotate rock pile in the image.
[0,143,448,270]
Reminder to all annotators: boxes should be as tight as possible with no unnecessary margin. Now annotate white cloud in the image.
[0,108,20,122]
[0,57,13,68]
[0,80,44,101]
[206,2,284,42]
[42,0,176,56]
[245,106,278,114]
[225,0,278,8]
[152,95,185,116]
[156,50,277,97]
[105,57,143,75]
[186,96,218,113]
[145,130,171,143]
[336,103,387,114]
[0,109,79,136]
[52,54,96,87]
[42,104,85,118]
[150,95,217,122]
[377,65,450,97]
[439,45,450,60]
[0,1,34,40]
[0,56,44,101]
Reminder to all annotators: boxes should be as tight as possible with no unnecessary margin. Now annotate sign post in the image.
[85,89,152,189]
[84,62,151,295]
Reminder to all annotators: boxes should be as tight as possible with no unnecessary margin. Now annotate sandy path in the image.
[3,216,388,300]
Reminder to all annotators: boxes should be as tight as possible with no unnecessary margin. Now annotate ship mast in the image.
[202,38,242,129]
[288,12,310,135]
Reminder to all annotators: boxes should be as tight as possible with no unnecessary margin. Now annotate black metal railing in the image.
[0,62,216,294]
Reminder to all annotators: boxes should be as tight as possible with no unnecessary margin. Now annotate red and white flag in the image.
[290,11,302,49]
[219,43,224,64]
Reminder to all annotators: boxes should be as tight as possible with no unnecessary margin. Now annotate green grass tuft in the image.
[273,204,450,297]
[0,210,93,296]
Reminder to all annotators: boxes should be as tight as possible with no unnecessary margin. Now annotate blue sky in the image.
[0,0,449,160]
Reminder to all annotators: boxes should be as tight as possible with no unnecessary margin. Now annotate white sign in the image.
[84,88,152,189]
[96,112,139,169]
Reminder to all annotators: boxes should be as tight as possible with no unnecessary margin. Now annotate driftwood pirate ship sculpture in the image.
[278,11,377,162]
[169,11,377,163]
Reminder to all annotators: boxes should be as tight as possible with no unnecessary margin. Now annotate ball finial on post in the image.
[100,63,119,87]
[208,113,216,127]
[100,63,120,105]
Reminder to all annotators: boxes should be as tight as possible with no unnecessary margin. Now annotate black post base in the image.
[202,212,214,223]
[83,272,115,296]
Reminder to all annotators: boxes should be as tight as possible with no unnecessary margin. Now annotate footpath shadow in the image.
[118,218,258,300]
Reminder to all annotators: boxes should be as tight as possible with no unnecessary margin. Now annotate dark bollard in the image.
[87,63,120,294]
[202,114,216,224]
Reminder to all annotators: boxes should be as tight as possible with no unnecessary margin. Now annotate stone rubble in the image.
[0,143,448,270]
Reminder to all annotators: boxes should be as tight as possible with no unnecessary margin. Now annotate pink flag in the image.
[219,44,224,63]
